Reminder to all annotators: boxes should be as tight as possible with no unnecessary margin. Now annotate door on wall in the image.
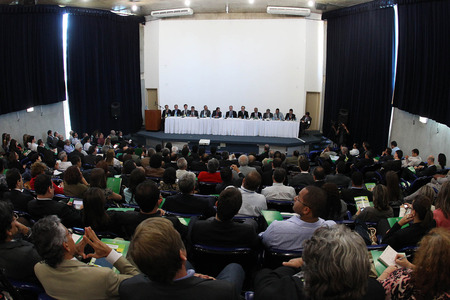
[305,92,320,131]
[146,89,158,110]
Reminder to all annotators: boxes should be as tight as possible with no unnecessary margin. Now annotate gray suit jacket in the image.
[35,256,139,300]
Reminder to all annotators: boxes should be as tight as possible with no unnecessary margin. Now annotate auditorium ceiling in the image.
[1,0,371,16]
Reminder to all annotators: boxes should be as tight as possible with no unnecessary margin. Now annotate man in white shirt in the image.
[238,171,267,217]
[261,168,296,201]
[402,148,422,167]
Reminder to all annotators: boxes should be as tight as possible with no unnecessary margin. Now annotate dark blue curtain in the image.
[394,0,450,127]
[322,6,395,154]
[0,5,65,115]
[66,11,143,135]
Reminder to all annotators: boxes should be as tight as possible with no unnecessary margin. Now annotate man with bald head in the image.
[238,171,267,217]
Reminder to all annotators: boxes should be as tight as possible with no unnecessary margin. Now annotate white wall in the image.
[0,102,67,144]
[144,18,324,116]
[390,107,450,160]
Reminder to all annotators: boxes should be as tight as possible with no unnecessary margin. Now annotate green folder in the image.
[107,177,122,194]
[89,239,130,274]
[178,217,191,226]
[371,250,405,277]
[387,217,410,229]
[107,207,135,212]
[262,210,283,226]
[365,183,376,192]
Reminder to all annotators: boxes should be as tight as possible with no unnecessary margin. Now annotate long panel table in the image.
[164,117,299,138]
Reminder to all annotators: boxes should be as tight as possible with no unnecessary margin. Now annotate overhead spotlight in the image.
[185,0,190,6]
[131,5,138,11]
[308,0,314,7]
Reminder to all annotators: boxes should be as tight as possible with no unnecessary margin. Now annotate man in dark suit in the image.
[381,149,403,173]
[263,109,273,120]
[162,172,216,218]
[189,187,258,249]
[27,174,82,228]
[212,107,222,118]
[172,104,182,117]
[238,106,249,119]
[119,218,244,300]
[325,161,352,188]
[113,180,187,239]
[285,109,296,121]
[273,108,284,121]
[341,171,373,215]
[161,104,172,118]
[200,105,211,118]
[250,107,262,119]
[289,156,314,187]
[299,112,312,136]
[3,168,34,212]
[181,104,189,117]
[312,166,326,188]
[187,106,198,117]
[402,155,437,181]
[225,105,237,119]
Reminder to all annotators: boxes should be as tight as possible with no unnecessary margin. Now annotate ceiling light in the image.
[308,0,314,7]
[419,117,428,124]
[131,5,138,11]
[26,107,34,113]
[185,0,190,6]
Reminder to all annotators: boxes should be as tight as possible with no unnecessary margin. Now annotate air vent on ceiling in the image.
[266,6,311,17]
[150,8,194,18]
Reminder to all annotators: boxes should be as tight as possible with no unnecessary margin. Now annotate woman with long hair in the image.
[82,187,111,232]
[105,149,121,169]
[89,168,122,202]
[123,168,146,205]
[382,194,435,250]
[63,165,89,198]
[354,184,393,223]
[159,167,179,192]
[385,171,403,205]
[433,181,450,229]
[321,183,346,220]
[379,227,450,300]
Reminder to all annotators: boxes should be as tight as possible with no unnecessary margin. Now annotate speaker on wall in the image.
[338,108,348,124]
[111,102,121,119]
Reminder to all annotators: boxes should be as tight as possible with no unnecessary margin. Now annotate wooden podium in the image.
[145,110,161,131]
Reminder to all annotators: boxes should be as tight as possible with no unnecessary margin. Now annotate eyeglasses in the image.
[67,228,73,235]
[294,196,309,207]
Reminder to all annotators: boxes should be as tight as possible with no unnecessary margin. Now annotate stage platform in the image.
[132,129,331,155]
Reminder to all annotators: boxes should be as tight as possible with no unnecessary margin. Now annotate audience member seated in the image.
[198,158,222,183]
[261,168,296,201]
[32,216,139,299]
[105,149,121,170]
[120,218,244,300]
[238,171,267,217]
[215,167,239,194]
[378,147,393,162]
[89,168,122,203]
[312,166,326,188]
[341,171,373,215]
[143,154,164,178]
[28,174,82,228]
[325,161,351,188]
[255,225,384,300]
[176,157,189,179]
[6,151,25,174]
[385,170,403,206]
[58,151,72,171]
[261,186,336,251]
[0,202,40,282]
[378,228,450,300]
[289,156,314,187]
[123,168,146,205]
[159,167,179,191]
[190,187,259,249]
[191,153,209,172]
[261,158,283,187]
[116,180,186,239]
[353,184,393,223]
[63,165,89,198]
[82,187,116,232]
[403,155,437,182]
[84,146,98,166]
[29,162,64,194]
[3,168,34,212]
[433,181,450,229]
[437,153,446,170]
[237,155,256,177]
[353,151,374,172]
[162,172,216,218]
[321,183,347,221]
[382,194,435,251]
[381,149,403,174]
[402,148,422,168]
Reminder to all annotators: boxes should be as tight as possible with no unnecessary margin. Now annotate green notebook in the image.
[107,207,135,212]
[354,196,373,211]
[365,183,376,192]
[371,249,405,277]
[89,239,130,274]
[387,217,410,229]
[262,210,283,226]
[106,177,122,194]
[178,217,191,226]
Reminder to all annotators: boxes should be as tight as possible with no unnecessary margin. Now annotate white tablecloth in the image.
[164,117,299,138]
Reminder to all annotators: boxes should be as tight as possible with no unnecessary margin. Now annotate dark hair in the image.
[34,174,53,195]
[0,201,14,241]
[412,148,419,155]
[32,215,67,268]
[192,144,198,153]
[210,146,217,155]
[373,184,390,211]
[64,166,82,185]
[163,167,177,185]
[6,168,21,190]
[149,154,163,168]
[89,168,107,189]
[273,168,286,183]
[135,180,160,213]
[220,167,232,182]
[243,171,261,191]
[385,148,392,155]
[70,155,81,166]
[321,183,342,220]
[391,141,397,147]
[438,153,446,169]
[165,142,172,151]
[272,158,282,168]
[385,171,401,203]
[413,195,434,229]
[47,130,52,136]
[128,168,146,195]
[395,149,403,159]
[299,156,310,171]
[82,187,110,231]
[122,160,136,175]
[313,166,325,181]
[155,144,162,152]
[217,187,243,221]
[336,161,346,174]
[303,186,327,218]
[351,171,364,186]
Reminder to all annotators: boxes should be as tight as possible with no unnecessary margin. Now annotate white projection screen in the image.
[146,18,322,117]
